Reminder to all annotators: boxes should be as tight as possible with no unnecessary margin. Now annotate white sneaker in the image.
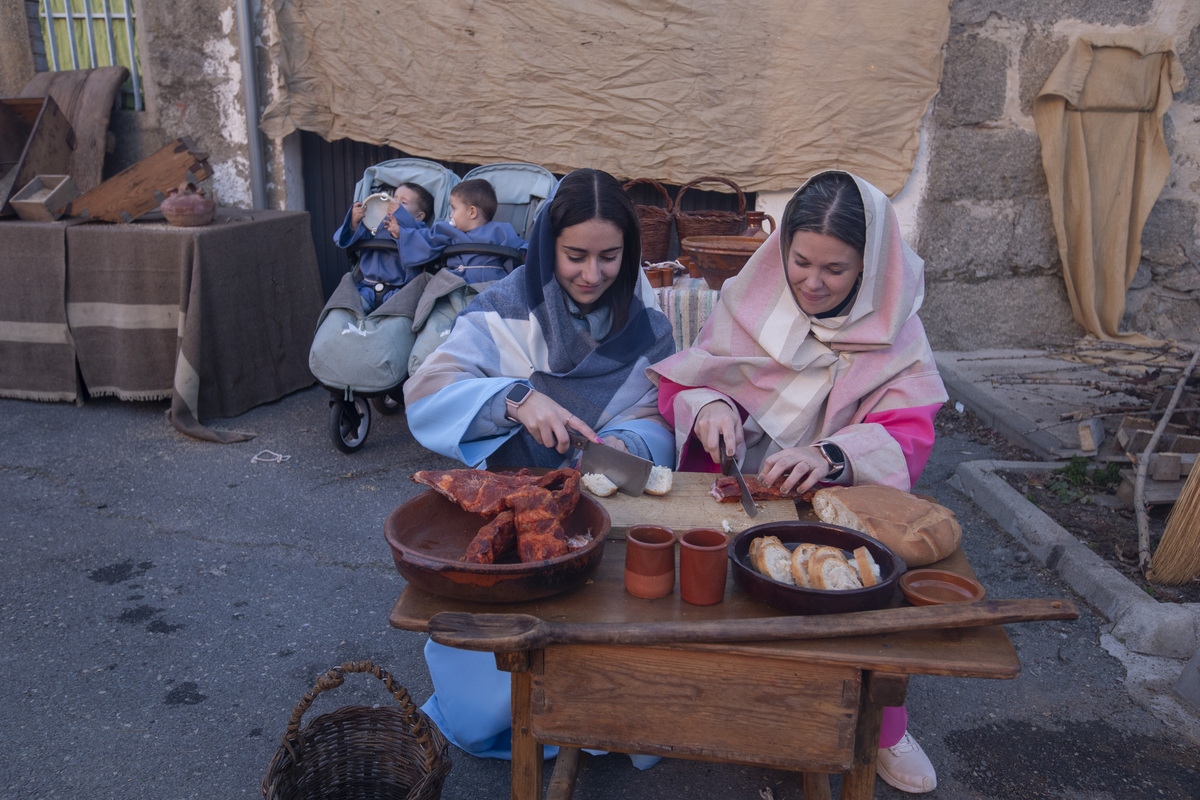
[876,731,937,793]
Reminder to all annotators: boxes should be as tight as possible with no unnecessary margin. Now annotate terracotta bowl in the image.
[899,569,986,606]
[729,522,905,615]
[679,235,767,290]
[384,489,610,603]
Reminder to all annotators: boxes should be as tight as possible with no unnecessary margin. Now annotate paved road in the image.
[2,387,1198,799]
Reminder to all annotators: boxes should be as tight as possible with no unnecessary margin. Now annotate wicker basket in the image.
[623,177,674,264]
[674,176,747,242]
[262,661,451,800]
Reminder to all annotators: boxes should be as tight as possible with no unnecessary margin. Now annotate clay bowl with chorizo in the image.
[730,521,905,615]
[385,489,611,604]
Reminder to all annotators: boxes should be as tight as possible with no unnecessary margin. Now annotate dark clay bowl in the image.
[679,236,766,290]
[384,489,610,604]
[730,522,905,615]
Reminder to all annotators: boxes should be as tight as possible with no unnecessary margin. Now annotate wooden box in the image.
[0,96,73,215]
[10,174,79,221]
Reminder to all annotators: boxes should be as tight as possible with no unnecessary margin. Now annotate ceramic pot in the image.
[740,211,776,240]
[161,181,215,227]
[624,525,677,599]
[679,528,730,605]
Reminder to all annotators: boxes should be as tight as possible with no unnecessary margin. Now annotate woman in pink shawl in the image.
[649,170,947,794]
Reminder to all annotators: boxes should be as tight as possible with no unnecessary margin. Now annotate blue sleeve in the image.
[391,216,455,267]
[407,377,526,468]
[333,206,368,248]
[599,419,675,467]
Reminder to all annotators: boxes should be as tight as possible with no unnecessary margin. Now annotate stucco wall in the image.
[917,0,1200,349]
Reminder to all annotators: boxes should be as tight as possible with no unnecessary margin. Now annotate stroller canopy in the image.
[354,158,461,221]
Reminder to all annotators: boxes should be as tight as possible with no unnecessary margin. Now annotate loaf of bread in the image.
[749,535,795,585]
[812,485,962,567]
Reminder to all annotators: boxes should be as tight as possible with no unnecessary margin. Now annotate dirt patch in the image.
[934,406,1200,606]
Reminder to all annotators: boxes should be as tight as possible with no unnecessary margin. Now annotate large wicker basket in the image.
[623,177,674,264]
[674,176,747,242]
[262,661,451,800]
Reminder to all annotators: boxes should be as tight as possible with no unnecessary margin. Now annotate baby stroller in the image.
[310,159,556,454]
[309,157,460,453]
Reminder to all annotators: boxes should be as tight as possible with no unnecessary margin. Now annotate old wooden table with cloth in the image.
[0,209,323,441]
[390,473,1070,800]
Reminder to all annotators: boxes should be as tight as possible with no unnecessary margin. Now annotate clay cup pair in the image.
[624,525,729,605]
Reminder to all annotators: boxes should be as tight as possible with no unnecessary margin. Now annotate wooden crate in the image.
[0,96,73,215]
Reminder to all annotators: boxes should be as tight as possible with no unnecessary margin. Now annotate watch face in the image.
[506,384,532,404]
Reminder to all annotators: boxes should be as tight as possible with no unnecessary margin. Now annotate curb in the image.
[956,459,1200,660]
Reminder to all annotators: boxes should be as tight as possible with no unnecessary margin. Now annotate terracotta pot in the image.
[161,181,215,227]
[740,211,776,240]
[624,525,677,599]
[679,528,730,605]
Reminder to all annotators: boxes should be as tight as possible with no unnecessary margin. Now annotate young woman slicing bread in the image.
[648,170,948,794]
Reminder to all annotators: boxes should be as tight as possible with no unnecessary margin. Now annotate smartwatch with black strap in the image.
[815,442,846,480]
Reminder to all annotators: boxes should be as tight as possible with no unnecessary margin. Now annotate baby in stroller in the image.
[335,181,437,312]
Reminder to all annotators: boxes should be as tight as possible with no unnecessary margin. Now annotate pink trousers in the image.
[880,705,908,749]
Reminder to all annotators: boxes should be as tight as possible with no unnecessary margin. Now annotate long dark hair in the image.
[780,171,866,258]
[547,168,642,332]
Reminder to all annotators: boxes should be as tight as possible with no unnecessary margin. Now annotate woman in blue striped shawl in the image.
[403,168,674,768]
[404,167,676,469]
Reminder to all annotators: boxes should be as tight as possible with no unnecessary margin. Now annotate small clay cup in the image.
[624,525,677,599]
[679,528,730,605]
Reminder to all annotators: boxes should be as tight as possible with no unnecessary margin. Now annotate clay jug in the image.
[161,182,215,227]
[741,211,776,240]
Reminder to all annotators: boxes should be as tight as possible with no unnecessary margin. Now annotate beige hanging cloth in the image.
[1033,32,1186,345]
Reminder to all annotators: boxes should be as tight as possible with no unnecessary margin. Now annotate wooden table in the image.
[390,531,1020,799]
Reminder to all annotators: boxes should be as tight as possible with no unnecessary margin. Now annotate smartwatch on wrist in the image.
[504,383,533,421]
[815,442,846,479]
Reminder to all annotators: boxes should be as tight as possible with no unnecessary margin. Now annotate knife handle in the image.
[718,434,732,475]
[568,432,589,451]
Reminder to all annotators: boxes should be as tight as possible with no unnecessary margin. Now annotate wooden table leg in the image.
[802,772,833,800]
[497,651,542,800]
[839,671,909,800]
[546,747,583,800]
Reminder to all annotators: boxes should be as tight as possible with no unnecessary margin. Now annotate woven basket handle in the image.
[622,178,674,212]
[280,660,441,771]
[675,176,747,216]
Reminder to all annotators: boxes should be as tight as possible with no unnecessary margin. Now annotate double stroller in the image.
[309,158,558,453]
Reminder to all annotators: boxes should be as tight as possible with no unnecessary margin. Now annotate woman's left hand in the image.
[759,447,831,495]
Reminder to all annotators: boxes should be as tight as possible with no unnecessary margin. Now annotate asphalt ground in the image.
[2,385,1199,799]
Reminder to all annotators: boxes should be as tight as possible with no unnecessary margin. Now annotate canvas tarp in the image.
[260,0,951,195]
[1033,32,1187,344]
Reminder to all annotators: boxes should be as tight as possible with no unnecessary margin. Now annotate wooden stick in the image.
[1137,347,1200,572]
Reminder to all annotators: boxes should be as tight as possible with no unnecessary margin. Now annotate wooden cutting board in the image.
[596,471,807,537]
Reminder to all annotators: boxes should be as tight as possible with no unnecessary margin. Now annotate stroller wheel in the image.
[371,389,404,416]
[329,397,371,453]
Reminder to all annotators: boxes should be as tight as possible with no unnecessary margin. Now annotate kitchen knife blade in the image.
[569,432,653,496]
[719,434,758,517]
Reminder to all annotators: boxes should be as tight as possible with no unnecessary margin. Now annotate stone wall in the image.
[918,0,1200,349]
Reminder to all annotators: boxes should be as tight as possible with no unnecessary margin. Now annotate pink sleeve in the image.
[657,377,686,426]
[862,404,940,488]
[659,377,743,473]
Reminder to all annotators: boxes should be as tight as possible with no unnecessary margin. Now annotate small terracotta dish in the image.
[899,569,986,606]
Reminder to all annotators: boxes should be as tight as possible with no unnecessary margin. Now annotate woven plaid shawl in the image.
[405,204,675,467]
[649,170,946,458]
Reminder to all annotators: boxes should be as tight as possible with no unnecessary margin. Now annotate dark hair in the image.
[397,181,435,224]
[451,178,498,222]
[547,168,642,331]
[780,171,866,257]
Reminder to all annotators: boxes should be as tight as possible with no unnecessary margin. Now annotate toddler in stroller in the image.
[310,159,555,453]
[336,181,436,312]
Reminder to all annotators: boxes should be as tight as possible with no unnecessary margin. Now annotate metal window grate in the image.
[38,0,143,111]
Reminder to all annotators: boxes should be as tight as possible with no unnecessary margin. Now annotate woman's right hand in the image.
[509,390,602,454]
[350,202,365,228]
[693,400,743,465]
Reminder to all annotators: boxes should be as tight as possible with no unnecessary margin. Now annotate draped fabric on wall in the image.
[1034,32,1186,344]
[260,0,951,196]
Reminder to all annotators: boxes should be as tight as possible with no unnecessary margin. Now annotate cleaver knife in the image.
[569,432,653,496]
[719,434,758,517]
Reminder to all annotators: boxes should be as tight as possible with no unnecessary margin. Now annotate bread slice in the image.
[644,465,673,496]
[790,542,820,588]
[808,546,863,591]
[853,546,879,587]
[750,536,795,585]
[581,472,618,497]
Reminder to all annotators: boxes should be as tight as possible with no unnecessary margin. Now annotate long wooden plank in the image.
[67,137,211,222]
